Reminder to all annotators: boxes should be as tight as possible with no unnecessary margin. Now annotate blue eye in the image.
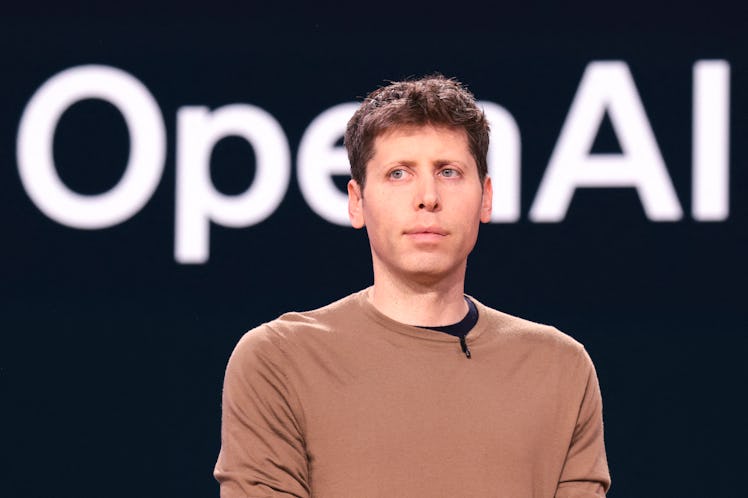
[440,168,458,177]
[389,169,405,179]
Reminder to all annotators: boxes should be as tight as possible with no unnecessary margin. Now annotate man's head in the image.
[345,75,493,288]
[344,75,489,189]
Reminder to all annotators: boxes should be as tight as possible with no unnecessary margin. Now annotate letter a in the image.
[529,61,682,222]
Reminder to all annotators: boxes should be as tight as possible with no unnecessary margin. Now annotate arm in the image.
[556,352,611,498]
[214,326,310,498]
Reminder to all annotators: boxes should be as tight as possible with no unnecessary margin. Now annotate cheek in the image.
[460,198,485,220]
[361,206,387,236]
[363,191,400,222]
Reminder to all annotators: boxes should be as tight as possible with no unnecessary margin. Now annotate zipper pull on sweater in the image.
[459,335,471,359]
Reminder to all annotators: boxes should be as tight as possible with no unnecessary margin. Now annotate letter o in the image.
[17,65,166,228]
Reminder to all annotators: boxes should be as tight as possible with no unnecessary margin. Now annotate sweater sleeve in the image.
[555,350,611,498]
[214,326,310,498]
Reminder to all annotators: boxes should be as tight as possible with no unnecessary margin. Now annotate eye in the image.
[389,169,406,180]
[439,168,460,178]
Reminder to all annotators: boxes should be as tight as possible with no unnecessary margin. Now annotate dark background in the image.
[2,4,747,497]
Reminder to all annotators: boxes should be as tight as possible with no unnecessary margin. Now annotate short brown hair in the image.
[344,74,490,188]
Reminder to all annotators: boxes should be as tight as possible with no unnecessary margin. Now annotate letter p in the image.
[175,105,291,264]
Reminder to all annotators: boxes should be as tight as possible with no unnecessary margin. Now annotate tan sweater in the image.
[215,289,610,497]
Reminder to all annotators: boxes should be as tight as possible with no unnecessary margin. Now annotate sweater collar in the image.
[353,287,488,344]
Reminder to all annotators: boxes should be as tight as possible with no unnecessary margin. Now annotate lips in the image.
[404,226,448,237]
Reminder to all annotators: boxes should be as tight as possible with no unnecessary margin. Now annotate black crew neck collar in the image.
[415,296,478,338]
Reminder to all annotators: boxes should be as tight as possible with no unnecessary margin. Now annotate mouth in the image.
[404,226,448,238]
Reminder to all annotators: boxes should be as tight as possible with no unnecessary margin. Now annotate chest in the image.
[295,346,577,496]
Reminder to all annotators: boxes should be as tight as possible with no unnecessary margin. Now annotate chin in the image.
[400,261,462,286]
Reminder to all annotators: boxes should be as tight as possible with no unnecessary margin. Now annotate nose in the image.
[416,176,440,211]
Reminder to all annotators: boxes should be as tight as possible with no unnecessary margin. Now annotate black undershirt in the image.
[416,296,478,338]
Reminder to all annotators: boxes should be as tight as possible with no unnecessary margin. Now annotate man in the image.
[215,75,611,497]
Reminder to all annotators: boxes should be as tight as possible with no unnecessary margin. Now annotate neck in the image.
[368,265,468,327]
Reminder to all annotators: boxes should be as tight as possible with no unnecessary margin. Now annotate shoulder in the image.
[230,290,365,362]
[472,298,593,367]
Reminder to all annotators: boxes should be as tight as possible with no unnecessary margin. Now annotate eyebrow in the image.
[386,159,464,168]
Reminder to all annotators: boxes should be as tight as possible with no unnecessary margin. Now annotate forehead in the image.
[370,125,471,159]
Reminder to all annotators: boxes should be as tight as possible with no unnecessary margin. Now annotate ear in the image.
[480,176,493,223]
[348,179,365,228]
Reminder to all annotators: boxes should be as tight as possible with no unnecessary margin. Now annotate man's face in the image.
[347,125,492,287]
